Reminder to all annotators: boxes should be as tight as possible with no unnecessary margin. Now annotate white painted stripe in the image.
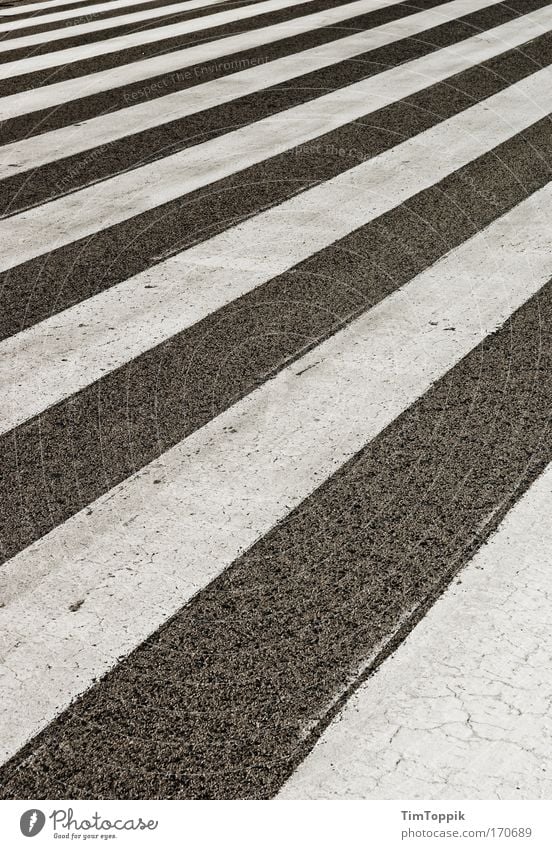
[3,59,550,278]
[3,67,551,434]
[0,0,509,121]
[0,0,226,34]
[279,462,552,800]
[3,4,550,179]
[0,0,157,18]
[0,0,364,78]
[0,182,550,766]
[0,0,258,52]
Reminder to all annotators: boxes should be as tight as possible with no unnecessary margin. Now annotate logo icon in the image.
[20,810,46,837]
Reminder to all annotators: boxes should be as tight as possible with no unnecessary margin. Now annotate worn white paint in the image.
[0,0,385,77]
[2,63,551,275]
[0,181,550,764]
[2,68,552,433]
[3,4,550,179]
[279,463,552,800]
[0,0,168,19]
[0,0,509,120]
[0,0,229,48]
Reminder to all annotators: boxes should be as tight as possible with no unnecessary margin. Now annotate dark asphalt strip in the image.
[0,0,135,22]
[1,50,550,341]
[1,117,550,569]
[0,0,533,143]
[2,25,549,216]
[0,0,244,40]
[0,0,388,94]
[0,271,550,800]
[0,0,271,64]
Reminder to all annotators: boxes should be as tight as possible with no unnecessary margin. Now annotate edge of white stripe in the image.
[2,65,552,432]
[0,0,507,120]
[3,57,551,276]
[0,0,373,78]
[0,0,170,18]
[279,462,552,800]
[0,180,550,766]
[0,0,229,48]
[2,3,550,178]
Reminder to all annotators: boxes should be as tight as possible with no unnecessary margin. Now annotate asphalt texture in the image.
[0,0,142,18]
[0,0,371,94]
[1,277,550,798]
[1,0,551,801]
[3,22,550,216]
[1,110,550,563]
[0,0,257,54]
[0,0,247,41]
[2,18,550,340]
[0,0,454,139]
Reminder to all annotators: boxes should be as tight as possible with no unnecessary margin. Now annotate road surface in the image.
[0,0,551,799]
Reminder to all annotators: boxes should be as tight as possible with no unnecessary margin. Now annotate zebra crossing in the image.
[0,0,551,799]
[279,465,552,799]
